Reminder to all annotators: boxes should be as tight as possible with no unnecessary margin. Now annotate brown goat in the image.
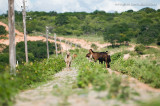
[88,49,111,68]
[65,52,72,71]
[73,54,77,59]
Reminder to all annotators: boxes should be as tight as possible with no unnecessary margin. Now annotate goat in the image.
[88,49,111,68]
[73,54,77,59]
[86,53,93,62]
[65,51,72,71]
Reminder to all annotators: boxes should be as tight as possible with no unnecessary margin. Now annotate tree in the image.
[139,7,156,13]
[55,14,69,26]
[0,25,7,35]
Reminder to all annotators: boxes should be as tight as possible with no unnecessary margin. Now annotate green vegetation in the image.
[91,43,98,50]
[71,49,135,101]
[140,98,160,106]
[0,40,64,105]
[134,44,146,54]
[157,36,160,45]
[0,25,7,35]
[1,7,160,45]
[111,48,160,88]
[0,25,7,39]
[0,56,65,106]
[0,41,59,66]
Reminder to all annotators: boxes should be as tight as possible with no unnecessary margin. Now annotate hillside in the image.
[1,7,160,106]
[1,7,160,46]
[0,21,72,51]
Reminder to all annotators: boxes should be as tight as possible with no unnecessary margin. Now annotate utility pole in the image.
[22,0,28,63]
[8,0,16,75]
[54,33,58,56]
[46,26,49,58]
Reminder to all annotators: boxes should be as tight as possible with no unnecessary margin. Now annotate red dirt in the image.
[0,22,71,51]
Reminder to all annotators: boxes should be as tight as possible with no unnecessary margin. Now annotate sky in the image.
[0,0,160,14]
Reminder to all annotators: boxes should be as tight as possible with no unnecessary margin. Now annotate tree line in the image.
[0,7,160,45]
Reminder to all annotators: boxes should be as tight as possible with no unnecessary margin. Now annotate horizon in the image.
[0,0,160,15]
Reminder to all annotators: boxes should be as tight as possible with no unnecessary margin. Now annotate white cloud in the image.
[0,0,8,14]
[96,0,138,12]
[156,4,160,9]
[0,0,159,14]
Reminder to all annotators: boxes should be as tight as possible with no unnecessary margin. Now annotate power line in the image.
[15,2,22,10]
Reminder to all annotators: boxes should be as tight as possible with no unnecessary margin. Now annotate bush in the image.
[157,36,160,45]
[1,41,59,64]
[134,44,145,54]
[0,56,65,106]
[0,25,7,35]
[0,73,19,106]
[111,52,123,63]
[91,43,98,50]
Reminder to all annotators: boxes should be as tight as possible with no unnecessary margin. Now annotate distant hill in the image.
[0,7,160,45]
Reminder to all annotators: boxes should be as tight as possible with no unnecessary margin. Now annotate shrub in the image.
[0,73,18,106]
[157,36,160,45]
[0,25,7,35]
[111,52,123,63]
[91,43,98,50]
[134,44,145,54]
[1,41,59,64]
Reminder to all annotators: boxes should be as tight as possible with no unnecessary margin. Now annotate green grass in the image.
[100,44,131,54]
[140,97,160,106]
[57,34,106,44]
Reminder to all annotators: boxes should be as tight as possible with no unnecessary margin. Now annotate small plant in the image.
[91,43,98,50]
[134,44,145,54]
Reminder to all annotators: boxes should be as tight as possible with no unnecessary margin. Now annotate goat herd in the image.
[65,49,111,71]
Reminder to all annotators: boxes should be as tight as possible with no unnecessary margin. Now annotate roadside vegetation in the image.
[70,49,138,103]
[0,40,64,106]
[111,47,160,88]
[0,56,65,106]
[0,41,60,72]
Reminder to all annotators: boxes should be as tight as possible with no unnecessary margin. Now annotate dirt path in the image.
[15,68,113,106]
[57,37,111,50]
[15,66,160,106]
[15,68,78,106]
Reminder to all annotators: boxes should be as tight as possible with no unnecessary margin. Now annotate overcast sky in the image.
[0,0,160,14]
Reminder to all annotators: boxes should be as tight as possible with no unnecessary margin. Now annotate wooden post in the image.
[70,42,72,48]
[65,40,68,51]
[46,26,49,58]
[8,0,16,75]
[60,39,63,56]
[22,0,28,63]
[54,33,58,56]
